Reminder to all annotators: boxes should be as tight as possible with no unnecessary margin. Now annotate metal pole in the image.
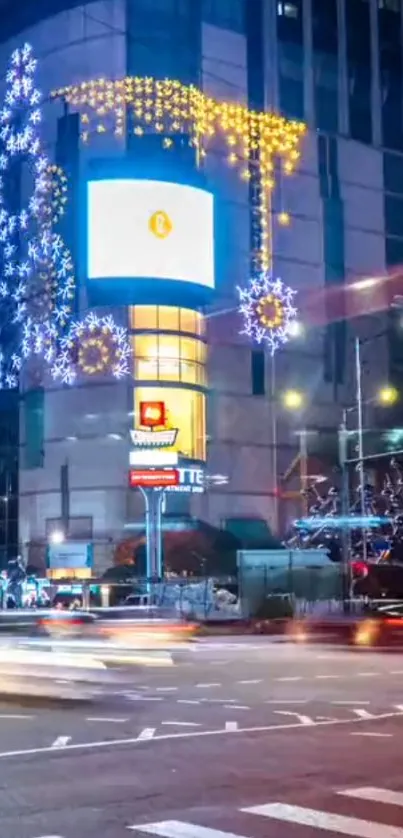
[299,429,308,518]
[355,337,367,563]
[339,410,351,613]
[155,490,164,580]
[270,356,279,533]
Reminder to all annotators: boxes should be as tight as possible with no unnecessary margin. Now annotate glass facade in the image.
[346,0,372,144]
[126,0,201,84]
[134,386,206,460]
[312,0,339,133]
[131,305,207,461]
[379,0,403,151]
[276,0,305,120]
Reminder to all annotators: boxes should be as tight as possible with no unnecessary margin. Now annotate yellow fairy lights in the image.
[256,292,285,330]
[51,76,306,273]
[78,335,111,376]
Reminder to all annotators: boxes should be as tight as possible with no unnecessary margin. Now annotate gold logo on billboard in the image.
[149,210,173,239]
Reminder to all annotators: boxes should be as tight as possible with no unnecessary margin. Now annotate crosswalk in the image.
[128,786,403,837]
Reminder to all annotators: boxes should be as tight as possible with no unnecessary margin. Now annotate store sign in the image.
[129,449,178,467]
[46,542,93,570]
[130,428,178,447]
[129,468,179,488]
[140,401,165,427]
[164,467,205,494]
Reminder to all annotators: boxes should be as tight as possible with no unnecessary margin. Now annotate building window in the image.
[23,389,44,470]
[277,2,299,18]
[384,152,403,194]
[251,349,265,395]
[385,236,403,265]
[346,0,372,144]
[130,306,205,336]
[384,194,403,236]
[202,0,245,32]
[312,0,339,133]
[133,333,207,386]
[379,1,403,151]
[277,0,304,120]
[134,386,206,460]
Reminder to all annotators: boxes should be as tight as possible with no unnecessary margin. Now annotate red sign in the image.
[128,469,179,488]
[140,401,165,428]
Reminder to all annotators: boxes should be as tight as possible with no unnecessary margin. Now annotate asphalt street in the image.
[2,638,403,838]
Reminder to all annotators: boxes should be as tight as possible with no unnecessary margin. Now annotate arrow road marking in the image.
[51,736,71,748]
[353,709,375,720]
[137,728,156,741]
[274,711,314,725]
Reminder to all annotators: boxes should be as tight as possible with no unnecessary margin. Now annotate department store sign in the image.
[164,466,205,494]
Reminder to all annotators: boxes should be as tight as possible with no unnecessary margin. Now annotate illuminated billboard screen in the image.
[86,179,215,304]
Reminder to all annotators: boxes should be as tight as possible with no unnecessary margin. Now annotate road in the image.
[2,638,403,837]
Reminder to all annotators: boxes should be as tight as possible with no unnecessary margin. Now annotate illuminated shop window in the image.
[134,386,206,461]
[133,334,206,386]
[130,306,205,335]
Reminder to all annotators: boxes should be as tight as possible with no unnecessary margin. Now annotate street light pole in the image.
[355,337,367,563]
[270,357,279,533]
[339,410,351,612]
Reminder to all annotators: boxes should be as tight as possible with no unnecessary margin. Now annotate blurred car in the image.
[288,602,403,648]
[36,609,98,639]
[93,605,197,647]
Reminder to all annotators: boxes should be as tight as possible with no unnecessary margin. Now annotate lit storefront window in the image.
[134,386,206,461]
[133,333,206,386]
[130,306,205,336]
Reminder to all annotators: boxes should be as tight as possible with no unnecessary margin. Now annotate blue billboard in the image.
[83,162,216,307]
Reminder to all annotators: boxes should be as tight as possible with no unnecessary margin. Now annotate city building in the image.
[0,0,400,573]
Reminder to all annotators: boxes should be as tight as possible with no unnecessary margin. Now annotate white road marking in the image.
[129,821,248,837]
[156,687,178,692]
[394,704,403,712]
[33,835,64,838]
[137,728,156,741]
[125,696,163,702]
[0,708,401,760]
[177,700,200,705]
[274,711,314,725]
[87,717,128,724]
[225,722,238,731]
[266,699,308,704]
[201,699,236,704]
[196,683,221,688]
[357,672,377,677]
[332,700,370,705]
[315,674,339,680]
[242,802,403,837]
[51,736,71,749]
[353,709,375,720]
[161,721,200,727]
[339,787,403,806]
[276,676,303,682]
[0,714,34,719]
[350,732,393,738]
[237,679,262,685]
[224,705,249,710]
[390,670,403,675]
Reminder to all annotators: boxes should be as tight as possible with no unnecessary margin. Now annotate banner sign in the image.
[130,428,178,447]
[129,468,179,488]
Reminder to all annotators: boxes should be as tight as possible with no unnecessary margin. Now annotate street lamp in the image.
[378,385,399,406]
[282,389,304,411]
[49,530,65,545]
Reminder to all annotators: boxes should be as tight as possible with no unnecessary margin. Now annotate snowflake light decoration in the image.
[52,313,132,385]
[237,273,298,356]
[0,42,76,387]
[0,43,132,389]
